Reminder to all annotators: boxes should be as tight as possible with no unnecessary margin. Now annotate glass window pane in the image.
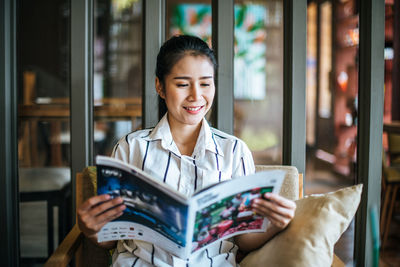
[166,0,212,122]
[17,0,71,261]
[166,0,212,43]
[94,0,143,157]
[306,2,317,147]
[306,1,358,265]
[234,0,284,165]
[382,2,400,263]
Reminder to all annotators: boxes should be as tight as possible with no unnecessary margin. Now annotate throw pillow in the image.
[240,184,363,267]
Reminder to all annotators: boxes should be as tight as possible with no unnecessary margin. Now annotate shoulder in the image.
[112,128,155,159]
[210,127,238,142]
[116,128,154,147]
[210,127,250,154]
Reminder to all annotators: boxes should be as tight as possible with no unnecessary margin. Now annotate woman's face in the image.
[157,54,215,129]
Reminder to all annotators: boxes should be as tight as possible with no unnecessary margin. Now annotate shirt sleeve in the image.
[232,139,255,177]
[111,135,130,162]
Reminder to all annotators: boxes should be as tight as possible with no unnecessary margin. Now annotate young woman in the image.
[77,35,296,267]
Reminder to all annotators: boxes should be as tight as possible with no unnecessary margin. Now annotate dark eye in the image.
[177,84,188,87]
[201,83,210,87]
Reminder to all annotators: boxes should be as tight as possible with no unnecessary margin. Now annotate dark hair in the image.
[156,35,217,118]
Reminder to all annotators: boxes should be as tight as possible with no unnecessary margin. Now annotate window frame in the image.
[0,0,20,265]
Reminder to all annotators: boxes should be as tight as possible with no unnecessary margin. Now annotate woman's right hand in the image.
[77,194,126,240]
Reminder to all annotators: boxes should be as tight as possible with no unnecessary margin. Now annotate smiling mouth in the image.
[184,106,204,111]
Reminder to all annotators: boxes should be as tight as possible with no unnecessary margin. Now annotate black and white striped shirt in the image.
[111,114,255,267]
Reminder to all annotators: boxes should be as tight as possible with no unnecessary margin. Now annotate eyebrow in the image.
[173,76,213,80]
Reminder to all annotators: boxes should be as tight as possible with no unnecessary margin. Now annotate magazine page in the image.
[187,170,285,256]
[96,156,192,258]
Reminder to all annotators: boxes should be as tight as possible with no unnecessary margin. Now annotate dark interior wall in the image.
[17,0,69,100]
[393,0,400,120]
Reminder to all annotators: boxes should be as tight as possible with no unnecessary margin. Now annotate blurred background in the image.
[15,0,399,266]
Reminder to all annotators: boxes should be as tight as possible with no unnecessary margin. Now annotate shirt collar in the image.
[144,113,224,158]
[146,113,178,154]
[198,119,225,158]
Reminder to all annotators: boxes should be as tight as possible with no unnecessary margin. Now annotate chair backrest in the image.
[388,133,400,165]
[255,165,300,200]
[76,167,97,210]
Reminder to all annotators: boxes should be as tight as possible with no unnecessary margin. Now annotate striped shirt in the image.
[111,113,255,267]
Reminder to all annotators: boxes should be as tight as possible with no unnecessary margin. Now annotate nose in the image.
[189,83,201,101]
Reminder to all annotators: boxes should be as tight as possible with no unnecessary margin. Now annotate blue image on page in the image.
[97,165,188,246]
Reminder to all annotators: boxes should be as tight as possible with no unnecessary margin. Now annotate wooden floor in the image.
[380,213,400,267]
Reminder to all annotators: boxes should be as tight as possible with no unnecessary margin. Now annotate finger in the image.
[252,200,295,219]
[78,197,124,229]
[267,215,288,229]
[263,193,297,209]
[80,204,125,233]
[252,205,294,229]
[253,205,290,226]
[262,208,291,226]
[79,194,111,212]
[252,205,281,218]
[94,211,124,233]
[88,197,124,217]
[94,204,126,226]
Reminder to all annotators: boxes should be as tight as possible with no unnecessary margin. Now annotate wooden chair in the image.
[45,166,344,267]
[388,133,400,166]
[380,148,400,250]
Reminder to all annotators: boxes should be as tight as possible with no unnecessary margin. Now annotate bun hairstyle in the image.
[155,35,217,118]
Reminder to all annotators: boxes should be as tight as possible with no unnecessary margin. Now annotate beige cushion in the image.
[240,184,363,267]
[255,165,299,201]
[83,166,97,198]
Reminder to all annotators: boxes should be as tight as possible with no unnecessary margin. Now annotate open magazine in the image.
[96,155,285,259]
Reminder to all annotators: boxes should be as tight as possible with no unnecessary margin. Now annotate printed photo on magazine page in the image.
[97,163,189,247]
[192,186,274,253]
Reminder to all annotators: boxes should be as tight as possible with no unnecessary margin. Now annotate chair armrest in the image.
[332,254,345,267]
[44,224,84,267]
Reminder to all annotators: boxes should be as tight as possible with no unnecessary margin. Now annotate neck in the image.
[168,115,202,156]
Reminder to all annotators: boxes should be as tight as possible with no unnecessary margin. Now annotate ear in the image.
[155,77,165,99]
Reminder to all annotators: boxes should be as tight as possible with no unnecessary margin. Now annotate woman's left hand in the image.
[251,193,296,230]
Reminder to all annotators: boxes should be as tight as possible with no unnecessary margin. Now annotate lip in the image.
[183,105,204,114]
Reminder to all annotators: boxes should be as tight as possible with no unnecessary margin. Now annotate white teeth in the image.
[185,106,202,111]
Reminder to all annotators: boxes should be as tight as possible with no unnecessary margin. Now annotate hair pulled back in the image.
[156,35,217,118]
[156,35,217,83]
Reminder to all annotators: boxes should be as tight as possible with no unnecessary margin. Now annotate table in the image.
[19,97,142,118]
[384,121,400,135]
[18,98,142,166]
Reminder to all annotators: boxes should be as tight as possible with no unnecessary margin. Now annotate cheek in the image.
[165,90,185,106]
[207,88,215,104]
